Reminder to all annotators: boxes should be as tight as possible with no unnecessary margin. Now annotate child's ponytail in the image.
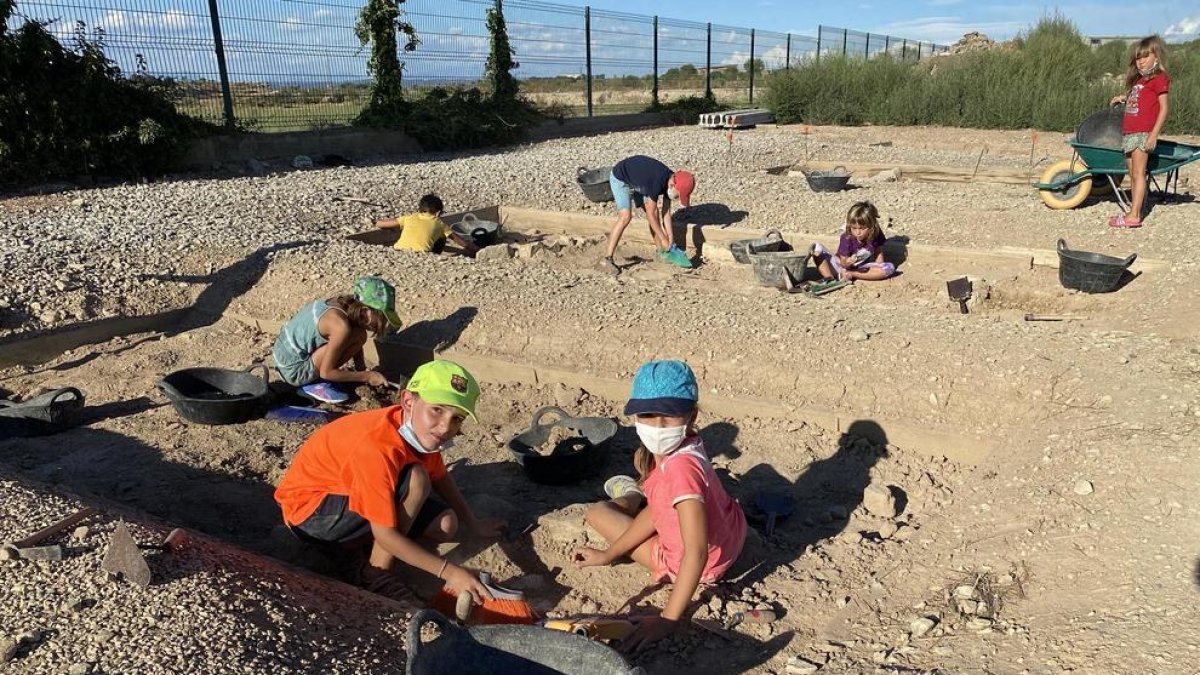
[331,295,388,335]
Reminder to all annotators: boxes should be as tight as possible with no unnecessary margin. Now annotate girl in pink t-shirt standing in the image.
[1109,35,1171,229]
[573,360,747,654]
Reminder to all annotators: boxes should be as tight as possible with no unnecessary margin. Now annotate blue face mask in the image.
[399,416,452,454]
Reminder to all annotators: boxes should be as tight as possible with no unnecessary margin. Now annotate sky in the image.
[581,0,1200,45]
[12,0,1200,85]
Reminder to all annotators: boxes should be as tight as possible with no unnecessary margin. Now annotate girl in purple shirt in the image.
[810,201,895,282]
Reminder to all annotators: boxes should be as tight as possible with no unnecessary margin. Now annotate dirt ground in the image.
[2,123,1199,674]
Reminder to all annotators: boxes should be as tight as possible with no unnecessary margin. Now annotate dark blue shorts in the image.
[291,464,449,545]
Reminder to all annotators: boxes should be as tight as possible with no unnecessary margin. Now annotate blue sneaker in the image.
[299,382,349,404]
[659,245,693,269]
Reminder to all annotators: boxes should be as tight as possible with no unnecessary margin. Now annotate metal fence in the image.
[7,0,948,131]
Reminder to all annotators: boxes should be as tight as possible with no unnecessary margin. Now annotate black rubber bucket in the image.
[507,406,618,485]
[576,166,614,203]
[1076,106,1124,149]
[1057,239,1136,293]
[804,167,851,192]
[730,229,791,264]
[407,610,640,675]
[158,365,272,425]
[0,387,86,439]
[451,213,502,248]
[749,250,811,289]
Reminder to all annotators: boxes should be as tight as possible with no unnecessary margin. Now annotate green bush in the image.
[763,17,1200,134]
[644,94,723,125]
[0,9,214,184]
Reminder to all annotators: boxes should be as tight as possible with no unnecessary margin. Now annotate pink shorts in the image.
[650,540,738,585]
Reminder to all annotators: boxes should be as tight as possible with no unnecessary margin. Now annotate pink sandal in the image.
[1109,214,1142,229]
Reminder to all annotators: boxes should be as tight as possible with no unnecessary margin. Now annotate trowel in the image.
[946,277,972,314]
[101,522,187,589]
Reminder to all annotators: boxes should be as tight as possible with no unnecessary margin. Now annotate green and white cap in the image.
[353,276,403,328]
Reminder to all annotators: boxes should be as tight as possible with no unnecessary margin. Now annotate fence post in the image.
[205,0,236,129]
[842,28,847,56]
[902,39,907,61]
[748,29,755,104]
[865,33,870,58]
[917,42,923,60]
[816,26,821,63]
[884,35,890,56]
[785,33,791,69]
[652,16,659,107]
[585,6,593,117]
[705,22,712,100]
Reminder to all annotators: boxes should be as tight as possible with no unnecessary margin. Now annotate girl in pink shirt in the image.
[574,360,747,654]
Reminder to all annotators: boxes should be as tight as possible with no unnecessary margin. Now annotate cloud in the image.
[282,17,303,32]
[927,0,962,5]
[313,9,333,19]
[1164,15,1200,36]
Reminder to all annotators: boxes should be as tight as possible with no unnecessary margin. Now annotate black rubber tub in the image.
[407,610,640,675]
[730,229,791,264]
[576,166,614,203]
[0,387,86,439]
[804,167,851,192]
[451,213,502,248]
[1057,239,1136,293]
[158,365,272,425]
[507,406,618,485]
[749,250,811,289]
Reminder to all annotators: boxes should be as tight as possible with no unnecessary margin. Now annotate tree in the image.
[355,0,419,125]
[744,58,766,75]
[484,0,519,104]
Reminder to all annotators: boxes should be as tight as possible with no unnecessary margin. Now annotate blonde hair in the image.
[845,201,882,242]
[1125,35,1168,89]
[331,295,389,336]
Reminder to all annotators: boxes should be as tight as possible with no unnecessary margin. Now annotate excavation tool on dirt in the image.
[507,406,618,485]
[1034,106,1200,210]
[543,617,635,641]
[407,610,638,675]
[946,277,973,314]
[101,522,187,589]
[781,271,848,297]
[726,608,777,630]
[753,490,794,537]
[15,507,97,549]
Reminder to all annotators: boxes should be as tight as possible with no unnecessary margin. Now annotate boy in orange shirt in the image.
[275,360,503,602]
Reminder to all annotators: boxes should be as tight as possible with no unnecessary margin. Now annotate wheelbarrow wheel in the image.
[1038,159,1092,210]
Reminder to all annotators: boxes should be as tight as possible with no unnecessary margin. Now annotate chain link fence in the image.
[8,0,948,131]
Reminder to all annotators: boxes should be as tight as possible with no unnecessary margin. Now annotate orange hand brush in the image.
[430,572,537,626]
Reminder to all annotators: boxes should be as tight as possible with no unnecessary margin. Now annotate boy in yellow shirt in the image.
[375,194,478,255]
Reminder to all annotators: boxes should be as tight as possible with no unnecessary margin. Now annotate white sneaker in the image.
[604,475,644,500]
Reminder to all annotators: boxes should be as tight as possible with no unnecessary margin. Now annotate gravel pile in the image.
[3,124,1195,339]
[0,481,410,674]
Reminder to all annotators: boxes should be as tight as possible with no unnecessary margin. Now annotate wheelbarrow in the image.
[1034,108,1200,211]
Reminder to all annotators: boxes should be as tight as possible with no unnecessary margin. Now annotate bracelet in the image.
[436,559,449,580]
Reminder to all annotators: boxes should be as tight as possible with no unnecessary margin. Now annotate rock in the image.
[953,584,976,600]
[966,617,993,631]
[475,244,514,262]
[68,662,90,675]
[862,484,898,518]
[1073,479,1094,496]
[0,637,16,663]
[786,655,823,673]
[62,597,88,614]
[93,629,115,644]
[877,521,898,539]
[580,599,599,615]
[910,616,937,638]
[0,545,17,562]
[553,383,584,409]
[873,168,901,182]
[40,310,63,324]
[850,330,869,342]
[72,526,90,541]
[513,242,545,259]
[839,530,863,544]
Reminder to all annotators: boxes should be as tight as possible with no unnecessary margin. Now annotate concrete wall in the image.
[183,113,674,171]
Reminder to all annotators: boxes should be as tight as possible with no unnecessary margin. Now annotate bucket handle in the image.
[157,378,182,401]
[246,363,270,385]
[406,610,461,672]
[0,387,83,410]
[530,405,574,432]
[1056,238,1068,255]
[1121,252,1138,268]
[461,212,479,224]
[762,228,783,242]
[576,166,588,177]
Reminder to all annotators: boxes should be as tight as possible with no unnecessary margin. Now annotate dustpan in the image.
[946,277,972,314]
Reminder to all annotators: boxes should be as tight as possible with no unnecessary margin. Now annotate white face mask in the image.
[667,187,679,201]
[1138,60,1158,77]
[635,422,688,456]
[398,417,452,454]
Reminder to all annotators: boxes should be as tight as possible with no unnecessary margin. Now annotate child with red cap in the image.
[601,155,695,276]
[275,359,505,604]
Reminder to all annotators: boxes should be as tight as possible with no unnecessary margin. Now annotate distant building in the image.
[696,64,739,75]
[1086,36,1137,47]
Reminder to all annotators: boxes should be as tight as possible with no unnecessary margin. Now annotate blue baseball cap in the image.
[623,360,699,416]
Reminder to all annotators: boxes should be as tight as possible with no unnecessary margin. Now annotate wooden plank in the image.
[787,161,1036,185]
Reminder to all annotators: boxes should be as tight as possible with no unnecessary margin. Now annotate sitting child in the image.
[375,193,478,255]
[271,276,401,404]
[274,360,505,603]
[810,201,896,282]
[573,360,747,654]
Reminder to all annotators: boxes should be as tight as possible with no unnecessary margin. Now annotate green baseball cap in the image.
[405,360,480,421]
[353,276,403,328]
